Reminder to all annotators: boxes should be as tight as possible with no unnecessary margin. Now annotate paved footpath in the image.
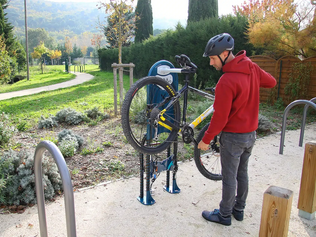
[0,72,94,101]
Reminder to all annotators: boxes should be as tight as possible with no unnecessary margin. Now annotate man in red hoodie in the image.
[198,33,276,226]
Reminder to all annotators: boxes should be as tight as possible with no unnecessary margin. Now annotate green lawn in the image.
[0,65,76,93]
[0,65,135,127]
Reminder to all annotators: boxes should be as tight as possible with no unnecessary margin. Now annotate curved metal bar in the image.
[299,97,316,147]
[34,140,76,237]
[279,100,316,154]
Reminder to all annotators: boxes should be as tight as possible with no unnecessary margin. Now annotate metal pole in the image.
[299,97,316,147]
[279,100,316,154]
[24,0,30,80]
[34,141,77,237]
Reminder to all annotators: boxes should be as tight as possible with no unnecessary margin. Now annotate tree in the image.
[65,36,72,55]
[0,35,11,84]
[81,46,88,57]
[71,44,83,60]
[98,0,136,64]
[188,0,218,24]
[104,10,135,48]
[28,28,54,53]
[91,34,103,49]
[0,0,14,50]
[135,0,153,43]
[31,42,50,73]
[48,50,62,65]
[234,0,316,58]
[1,0,26,76]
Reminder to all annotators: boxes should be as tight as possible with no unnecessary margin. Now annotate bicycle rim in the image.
[194,123,222,180]
[121,76,180,155]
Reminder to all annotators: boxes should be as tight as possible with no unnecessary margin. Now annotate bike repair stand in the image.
[138,59,180,205]
[138,140,180,205]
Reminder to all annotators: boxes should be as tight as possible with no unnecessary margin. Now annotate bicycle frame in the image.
[156,67,215,134]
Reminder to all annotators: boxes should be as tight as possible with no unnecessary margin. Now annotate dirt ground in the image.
[0,122,316,236]
[9,117,193,191]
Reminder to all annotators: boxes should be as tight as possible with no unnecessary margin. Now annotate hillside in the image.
[4,0,185,42]
[5,0,102,40]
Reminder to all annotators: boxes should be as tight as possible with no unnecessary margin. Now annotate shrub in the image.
[57,129,84,157]
[85,106,109,120]
[58,129,84,148]
[55,108,86,125]
[58,139,78,158]
[38,115,58,129]
[0,150,62,206]
[258,114,274,133]
[0,112,16,147]
[17,120,29,132]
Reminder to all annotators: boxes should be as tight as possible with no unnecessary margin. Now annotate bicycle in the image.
[121,54,222,181]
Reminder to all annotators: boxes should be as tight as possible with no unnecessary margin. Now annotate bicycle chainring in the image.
[182,125,194,144]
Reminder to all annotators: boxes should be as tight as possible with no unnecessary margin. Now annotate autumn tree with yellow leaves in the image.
[98,0,136,64]
[234,0,316,58]
[48,50,62,65]
[31,41,50,74]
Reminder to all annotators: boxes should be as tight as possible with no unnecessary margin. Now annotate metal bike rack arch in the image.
[34,140,77,237]
[299,97,316,147]
[279,99,316,154]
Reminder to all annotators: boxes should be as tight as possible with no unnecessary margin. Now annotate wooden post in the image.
[259,186,293,237]
[111,63,135,117]
[113,65,118,117]
[129,63,134,87]
[119,67,124,110]
[297,141,316,220]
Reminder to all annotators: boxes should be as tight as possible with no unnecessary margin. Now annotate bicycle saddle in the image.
[175,54,197,70]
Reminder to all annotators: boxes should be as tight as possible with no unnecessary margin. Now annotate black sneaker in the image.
[232,208,244,221]
[202,209,231,226]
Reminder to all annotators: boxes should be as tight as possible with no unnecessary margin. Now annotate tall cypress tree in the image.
[135,0,153,43]
[187,0,218,24]
[0,0,14,49]
[1,0,26,76]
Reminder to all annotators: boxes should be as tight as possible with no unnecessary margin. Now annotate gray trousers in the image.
[218,131,256,216]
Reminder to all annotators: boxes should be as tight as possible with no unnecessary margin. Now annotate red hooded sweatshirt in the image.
[202,50,277,144]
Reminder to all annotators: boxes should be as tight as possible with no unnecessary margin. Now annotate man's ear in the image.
[221,50,229,58]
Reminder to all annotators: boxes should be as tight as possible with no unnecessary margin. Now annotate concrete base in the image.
[298,210,316,220]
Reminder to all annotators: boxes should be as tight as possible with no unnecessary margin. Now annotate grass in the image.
[0,65,76,93]
[0,64,135,128]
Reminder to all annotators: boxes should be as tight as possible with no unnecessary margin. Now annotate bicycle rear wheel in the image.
[194,123,222,180]
[121,76,180,155]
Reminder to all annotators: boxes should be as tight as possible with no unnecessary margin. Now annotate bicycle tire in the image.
[121,76,180,155]
[194,123,222,180]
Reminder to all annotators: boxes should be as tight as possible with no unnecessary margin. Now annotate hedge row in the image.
[99,14,256,88]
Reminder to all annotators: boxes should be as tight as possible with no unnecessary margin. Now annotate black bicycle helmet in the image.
[203,33,234,57]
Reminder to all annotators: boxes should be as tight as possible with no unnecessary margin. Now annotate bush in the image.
[57,129,84,157]
[58,139,78,158]
[38,107,109,129]
[85,106,109,120]
[38,115,58,129]
[0,112,16,147]
[258,114,274,133]
[55,108,86,125]
[0,150,62,206]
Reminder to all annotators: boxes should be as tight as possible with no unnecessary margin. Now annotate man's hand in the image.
[198,140,209,151]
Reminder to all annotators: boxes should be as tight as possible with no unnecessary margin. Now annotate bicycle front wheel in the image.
[194,123,222,180]
[121,76,180,155]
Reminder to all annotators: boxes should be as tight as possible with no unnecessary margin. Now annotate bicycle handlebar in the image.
[156,54,197,75]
